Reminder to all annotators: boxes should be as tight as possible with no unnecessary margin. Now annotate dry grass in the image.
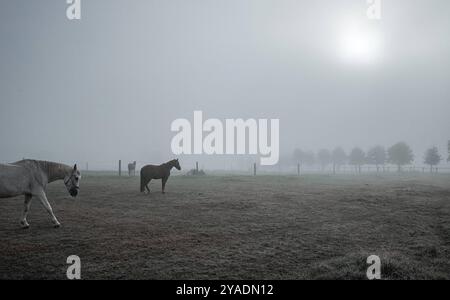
[0,173,449,279]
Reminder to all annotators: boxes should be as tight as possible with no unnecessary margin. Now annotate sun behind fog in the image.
[337,20,384,65]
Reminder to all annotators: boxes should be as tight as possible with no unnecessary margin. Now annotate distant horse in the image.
[128,161,136,177]
[140,159,181,194]
[0,160,81,228]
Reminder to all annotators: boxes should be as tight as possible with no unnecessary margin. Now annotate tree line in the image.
[293,142,445,174]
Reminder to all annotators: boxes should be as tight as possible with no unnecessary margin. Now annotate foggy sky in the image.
[1,0,449,170]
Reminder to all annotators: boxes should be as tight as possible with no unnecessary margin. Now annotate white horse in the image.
[128,161,136,177]
[0,160,81,228]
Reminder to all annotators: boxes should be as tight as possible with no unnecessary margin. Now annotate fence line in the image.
[77,159,450,176]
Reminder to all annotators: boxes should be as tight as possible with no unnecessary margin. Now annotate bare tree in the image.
[293,148,305,173]
[367,146,386,172]
[332,147,347,174]
[349,147,365,174]
[388,142,414,172]
[317,149,332,172]
[293,148,304,162]
[448,140,450,162]
[303,151,315,168]
[293,149,316,174]
[424,146,441,173]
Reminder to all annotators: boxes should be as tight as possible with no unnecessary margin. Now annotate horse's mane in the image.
[162,159,177,167]
[16,160,72,182]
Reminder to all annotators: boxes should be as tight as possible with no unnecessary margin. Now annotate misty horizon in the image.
[1,0,449,170]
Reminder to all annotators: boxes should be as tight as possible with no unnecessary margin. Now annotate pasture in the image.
[0,173,449,280]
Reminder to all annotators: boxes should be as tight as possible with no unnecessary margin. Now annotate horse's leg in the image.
[145,180,151,193]
[162,177,168,194]
[35,190,61,228]
[20,194,33,229]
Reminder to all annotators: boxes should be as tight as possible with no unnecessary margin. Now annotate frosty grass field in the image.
[0,173,449,280]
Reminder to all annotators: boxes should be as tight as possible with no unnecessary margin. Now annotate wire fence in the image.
[78,160,450,176]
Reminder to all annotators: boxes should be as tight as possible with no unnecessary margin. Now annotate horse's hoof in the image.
[20,221,30,229]
[54,223,61,228]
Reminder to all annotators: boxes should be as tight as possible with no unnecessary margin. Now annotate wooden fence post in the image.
[119,160,122,177]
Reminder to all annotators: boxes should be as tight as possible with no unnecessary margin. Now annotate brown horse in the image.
[140,159,181,194]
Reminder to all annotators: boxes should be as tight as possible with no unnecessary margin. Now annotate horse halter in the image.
[64,173,80,190]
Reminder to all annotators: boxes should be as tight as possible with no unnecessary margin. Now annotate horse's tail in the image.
[140,169,145,192]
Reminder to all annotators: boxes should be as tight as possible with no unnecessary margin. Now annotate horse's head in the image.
[173,159,181,171]
[64,164,81,198]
